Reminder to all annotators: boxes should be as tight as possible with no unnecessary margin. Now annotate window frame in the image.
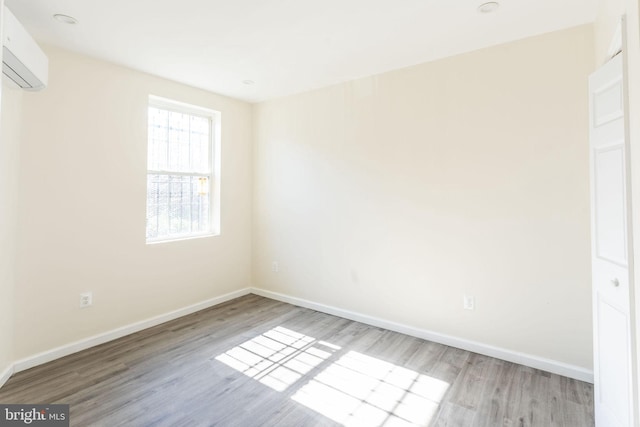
[146,95,221,244]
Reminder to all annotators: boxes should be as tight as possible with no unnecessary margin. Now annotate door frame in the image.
[619,13,640,427]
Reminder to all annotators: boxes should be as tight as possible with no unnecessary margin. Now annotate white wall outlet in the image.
[272,261,279,273]
[80,292,93,308]
[463,294,475,310]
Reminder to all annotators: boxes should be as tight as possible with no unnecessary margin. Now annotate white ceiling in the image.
[5,0,596,103]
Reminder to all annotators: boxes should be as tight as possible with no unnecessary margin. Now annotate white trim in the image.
[250,287,594,383]
[148,95,220,120]
[12,288,251,373]
[146,230,218,245]
[2,287,592,387]
[147,170,210,177]
[0,363,14,389]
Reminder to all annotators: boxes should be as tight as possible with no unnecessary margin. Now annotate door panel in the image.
[589,53,634,427]
[593,77,624,127]
[594,143,627,266]
[597,298,630,427]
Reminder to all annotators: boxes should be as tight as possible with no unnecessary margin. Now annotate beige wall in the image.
[0,84,22,375]
[11,46,253,360]
[253,25,595,369]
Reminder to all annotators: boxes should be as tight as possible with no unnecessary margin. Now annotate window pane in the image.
[147,107,210,173]
[191,115,210,173]
[148,107,169,171]
[146,174,210,241]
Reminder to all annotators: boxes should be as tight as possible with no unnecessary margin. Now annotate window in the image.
[146,96,220,243]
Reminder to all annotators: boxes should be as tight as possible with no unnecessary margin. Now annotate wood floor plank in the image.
[0,295,594,426]
[446,353,493,411]
[431,402,477,427]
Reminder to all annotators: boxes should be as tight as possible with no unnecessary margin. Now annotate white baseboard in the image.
[3,286,592,387]
[250,287,594,383]
[0,363,14,389]
[12,288,252,374]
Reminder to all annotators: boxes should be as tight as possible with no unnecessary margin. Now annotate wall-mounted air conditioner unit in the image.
[2,6,48,91]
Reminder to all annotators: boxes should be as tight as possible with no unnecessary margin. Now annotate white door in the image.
[589,53,635,427]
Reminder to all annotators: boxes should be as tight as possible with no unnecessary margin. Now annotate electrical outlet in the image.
[272,261,279,273]
[463,295,475,311]
[80,292,93,308]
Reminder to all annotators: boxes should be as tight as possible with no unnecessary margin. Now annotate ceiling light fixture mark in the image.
[53,14,78,25]
[478,2,499,13]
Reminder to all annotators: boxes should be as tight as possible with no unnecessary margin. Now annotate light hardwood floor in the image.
[0,294,593,426]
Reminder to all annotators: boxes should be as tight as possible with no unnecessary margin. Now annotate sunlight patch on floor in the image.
[291,351,450,426]
[215,326,340,391]
[215,326,449,426]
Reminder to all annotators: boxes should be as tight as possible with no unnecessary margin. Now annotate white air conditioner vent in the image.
[2,6,48,91]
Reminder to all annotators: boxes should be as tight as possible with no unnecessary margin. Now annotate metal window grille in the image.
[146,101,215,242]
